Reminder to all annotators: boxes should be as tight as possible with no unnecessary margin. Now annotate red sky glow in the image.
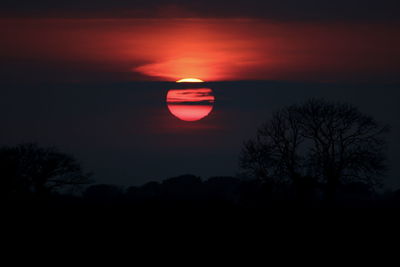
[1,18,399,82]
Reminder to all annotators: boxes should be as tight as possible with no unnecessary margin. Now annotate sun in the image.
[166,87,215,122]
[176,78,204,83]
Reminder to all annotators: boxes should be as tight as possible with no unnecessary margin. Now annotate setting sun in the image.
[166,87,215,122]
[176,78,204,83]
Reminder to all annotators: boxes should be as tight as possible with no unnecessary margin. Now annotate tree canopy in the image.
[240,99,389,200]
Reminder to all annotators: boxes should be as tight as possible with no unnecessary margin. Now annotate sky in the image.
[1,1,399,21]
[1,1,399,188]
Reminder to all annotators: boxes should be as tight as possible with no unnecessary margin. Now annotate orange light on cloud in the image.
[1,19,399,82]
[134,57,229,81]
[176,78,204,83]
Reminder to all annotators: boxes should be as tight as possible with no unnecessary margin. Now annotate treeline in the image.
[13,174,400,209]
[1,143,400,209]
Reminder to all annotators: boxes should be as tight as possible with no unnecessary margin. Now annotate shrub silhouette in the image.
[0,143,91,200]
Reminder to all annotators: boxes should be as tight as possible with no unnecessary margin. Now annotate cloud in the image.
[167,88,215,104]
[1,18,399,83]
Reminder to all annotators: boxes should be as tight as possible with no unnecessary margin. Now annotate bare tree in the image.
[240,99,389,201]
[0,143,92,199]
[297,99,389,200]
[240,106,304,183]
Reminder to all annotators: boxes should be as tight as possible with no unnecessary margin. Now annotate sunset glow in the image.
[176,78,204,83]
[1,19,399,83]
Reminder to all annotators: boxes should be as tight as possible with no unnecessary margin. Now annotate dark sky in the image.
[1,1,399,188]
[2,0,399,21]
[1,81,399,188]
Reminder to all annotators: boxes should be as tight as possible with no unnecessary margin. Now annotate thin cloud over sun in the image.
[167,88,215,104]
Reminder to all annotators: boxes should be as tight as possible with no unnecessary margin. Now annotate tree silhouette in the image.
[0,143,92,200]
[240,99,389,202]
